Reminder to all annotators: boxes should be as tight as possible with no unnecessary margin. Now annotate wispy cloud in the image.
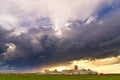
[0,0,113,31]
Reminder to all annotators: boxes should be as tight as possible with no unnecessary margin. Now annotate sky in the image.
[0,0,120,73]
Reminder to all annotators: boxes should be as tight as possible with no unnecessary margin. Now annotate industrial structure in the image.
[44,65,98,74]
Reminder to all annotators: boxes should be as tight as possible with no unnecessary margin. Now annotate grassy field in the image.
[0,74,119,80]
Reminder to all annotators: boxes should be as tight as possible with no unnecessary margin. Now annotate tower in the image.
[74,65,78,70]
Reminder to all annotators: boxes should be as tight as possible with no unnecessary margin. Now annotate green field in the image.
[0,74,120,80]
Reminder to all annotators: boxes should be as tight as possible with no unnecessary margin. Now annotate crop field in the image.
[0,74,120,80]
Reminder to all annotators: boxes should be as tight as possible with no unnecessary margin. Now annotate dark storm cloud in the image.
[0,10,120,71]
[0,29,6,54]
[0,27,58,69]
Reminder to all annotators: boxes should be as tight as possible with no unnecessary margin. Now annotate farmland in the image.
[0,74,120,80]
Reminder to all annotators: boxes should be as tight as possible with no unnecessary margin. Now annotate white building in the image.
[44,65,98,75]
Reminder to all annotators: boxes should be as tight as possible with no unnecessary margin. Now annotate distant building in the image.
[44,70,49,74]
[44,65,98,75]
[45,69,61,74]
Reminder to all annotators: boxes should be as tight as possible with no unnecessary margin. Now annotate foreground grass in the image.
[0,74,120,80]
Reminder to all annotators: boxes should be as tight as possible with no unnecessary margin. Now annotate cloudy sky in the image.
[0,0,120,73]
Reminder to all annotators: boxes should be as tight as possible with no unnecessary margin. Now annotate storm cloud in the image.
[0,0,120,71]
